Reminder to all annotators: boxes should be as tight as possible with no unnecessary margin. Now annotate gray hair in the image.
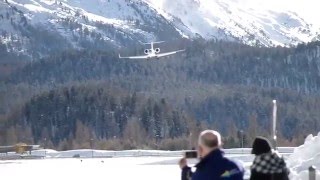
[198,130,222,148]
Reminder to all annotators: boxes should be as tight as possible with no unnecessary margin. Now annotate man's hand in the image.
[180,158,192,180]
[179,158,188,169]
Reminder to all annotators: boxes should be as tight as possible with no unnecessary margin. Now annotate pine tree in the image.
[123,118,145,147]
[5,126,18,145]
[248,113,259,141]
[141,107,151,135]
[153,103,162,142]
[74,120,91,148]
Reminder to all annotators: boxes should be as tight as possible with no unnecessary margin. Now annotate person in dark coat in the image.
[179,130,244,180]
[180,158,192,180]
[250,136,290,180]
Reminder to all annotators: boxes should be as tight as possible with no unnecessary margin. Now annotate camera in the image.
[185,150,198,159]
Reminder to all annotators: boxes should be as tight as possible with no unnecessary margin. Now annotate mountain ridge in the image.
[1,0,320,60]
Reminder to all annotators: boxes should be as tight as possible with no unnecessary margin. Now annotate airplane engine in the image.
[155,48,160,53]
[144,49,151,55]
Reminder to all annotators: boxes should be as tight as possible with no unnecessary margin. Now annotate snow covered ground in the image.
[1,139,320,180]
[0,157,182,180]
[0,153,252,180]
[0,148,295,180]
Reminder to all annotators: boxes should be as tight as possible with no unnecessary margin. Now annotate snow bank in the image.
[288,132,320,180]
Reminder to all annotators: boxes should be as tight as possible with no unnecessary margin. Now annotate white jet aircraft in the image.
[119,41,185,60]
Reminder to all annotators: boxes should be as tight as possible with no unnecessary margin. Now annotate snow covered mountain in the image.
[0,0,320,58]
[0,0,183,58]
[146,0,320,46]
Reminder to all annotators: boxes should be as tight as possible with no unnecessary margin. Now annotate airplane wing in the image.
[119,54,150,59]
[143,41,165,45]
[156,49,185,58]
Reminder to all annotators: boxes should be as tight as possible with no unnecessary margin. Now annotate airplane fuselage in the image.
[118,41,184,60]
[145,51,160,59]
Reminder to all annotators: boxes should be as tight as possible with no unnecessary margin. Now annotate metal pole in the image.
[272,100,277,150]
[240,130,244,154]
[44,138,47,157]
[90,139,94,158]
[189,133,192,149]
[241,130,244,149]
[309,166,316,180]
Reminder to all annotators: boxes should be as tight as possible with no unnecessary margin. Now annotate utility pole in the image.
[240,130,244,149]
[90,139,94,158]
[44,138,47,157]
[239,130,244,154]
[189,133,192,149]
[272,100,277,150]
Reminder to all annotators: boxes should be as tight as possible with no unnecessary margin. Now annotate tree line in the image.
[2,83,204,150]
[1,39,320,149]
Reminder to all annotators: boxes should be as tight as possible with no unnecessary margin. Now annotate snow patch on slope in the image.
[146,0,320,46]
[1,0,180,56]
[1,0,320,55]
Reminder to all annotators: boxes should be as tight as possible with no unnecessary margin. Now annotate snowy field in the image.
[0,157,183,180]
[0,148,294,180]
[0,153,253,180]
[1,133,320,180]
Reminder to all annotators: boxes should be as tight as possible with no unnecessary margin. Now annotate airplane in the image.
[0,143,42,154]
[119,41,185,60]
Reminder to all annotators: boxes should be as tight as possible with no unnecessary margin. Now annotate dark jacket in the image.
[182,149,244,180]
[250,137,290,180]
[182,166,192,180]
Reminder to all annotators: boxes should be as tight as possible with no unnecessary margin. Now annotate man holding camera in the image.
[179,130,244,180]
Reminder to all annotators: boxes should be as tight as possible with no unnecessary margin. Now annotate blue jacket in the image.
[182,149,244,180]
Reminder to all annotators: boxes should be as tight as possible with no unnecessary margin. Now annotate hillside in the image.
[1,0,320,150]
[1,40,320,149]
[0,0,182,59]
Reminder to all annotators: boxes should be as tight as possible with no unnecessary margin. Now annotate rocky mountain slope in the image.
[0,0,320,59]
